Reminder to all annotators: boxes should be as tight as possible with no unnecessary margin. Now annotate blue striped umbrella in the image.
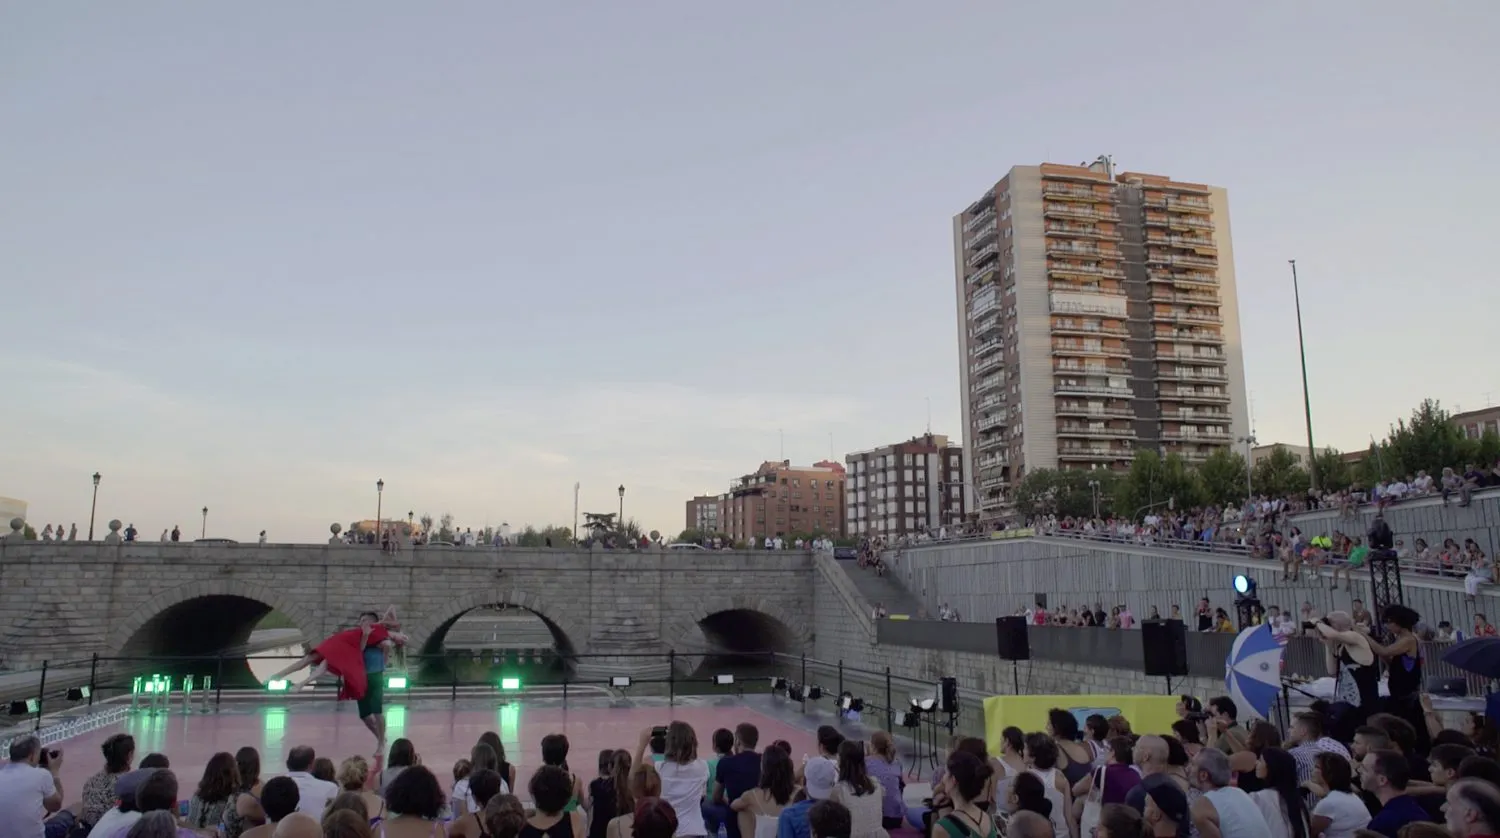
[1225,624,1284,720]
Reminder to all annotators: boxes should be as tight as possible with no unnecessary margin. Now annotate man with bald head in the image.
[1008,810,1054,838]
[273,812,322,838]
[1125,736,1177,813]
[1446,778,1500,838]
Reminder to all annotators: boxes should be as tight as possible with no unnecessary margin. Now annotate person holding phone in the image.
[0,736,68,838]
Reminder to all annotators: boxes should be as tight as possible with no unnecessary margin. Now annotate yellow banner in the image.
[982,694,1179,754]
[989,528,1035,540]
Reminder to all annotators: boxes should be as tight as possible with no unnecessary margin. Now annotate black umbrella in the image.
[1441,637,1500,679]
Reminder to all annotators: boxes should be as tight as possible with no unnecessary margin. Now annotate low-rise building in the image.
[716,460,846,544]
[684,495,721,535]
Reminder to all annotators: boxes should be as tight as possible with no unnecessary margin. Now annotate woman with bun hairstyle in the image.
[935,751,997,838]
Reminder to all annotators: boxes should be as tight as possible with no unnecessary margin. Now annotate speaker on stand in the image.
[1141,619,1189,693]
[996,616,1031,694]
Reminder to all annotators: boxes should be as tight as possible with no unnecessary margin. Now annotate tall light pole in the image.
[375,479,384,542]
[573,482,580,543]
[88,472,101,541]
[617,484,625,530]
[407,511,413,535]
[1086,479,1100,519]
[1237,434,1257,500]
[201,506,208,538]
[1289,260,1319,491]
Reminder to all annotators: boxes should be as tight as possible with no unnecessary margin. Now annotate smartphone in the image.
[178,800,190,817]
[651,726,668,738]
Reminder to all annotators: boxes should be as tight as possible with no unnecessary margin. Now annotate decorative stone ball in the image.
[330,523,342,535]
[9,517,21,534]
[108,520,122,532]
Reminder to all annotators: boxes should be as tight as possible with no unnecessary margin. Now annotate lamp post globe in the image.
[88,472,102,541]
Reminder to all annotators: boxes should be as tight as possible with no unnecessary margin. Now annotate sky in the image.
[2,2,1496,542]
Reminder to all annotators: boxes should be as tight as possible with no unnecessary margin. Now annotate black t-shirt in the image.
[587,779,615,838]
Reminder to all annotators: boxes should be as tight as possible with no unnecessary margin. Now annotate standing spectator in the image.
[1362,750,1431,837]
[1188,749,1270,838]
[170,525,180,542]
[0,736,66,838]
[124,523,138,541]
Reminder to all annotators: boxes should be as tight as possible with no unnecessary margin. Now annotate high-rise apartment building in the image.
[717,460,847,544]
[953,156,1250,518]
[684,495,721,534]
[845,433,968,538]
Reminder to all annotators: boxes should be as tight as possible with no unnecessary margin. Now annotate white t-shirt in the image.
[286,771,339,815]
[1312,790,1370,838]
[657,759,709,836]
[0,763,58,838]
[90,807,143,838]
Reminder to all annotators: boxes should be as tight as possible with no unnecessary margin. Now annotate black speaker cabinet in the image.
[940,676,958,713]
[996,616,1031,661]
[1142,619,1189,677]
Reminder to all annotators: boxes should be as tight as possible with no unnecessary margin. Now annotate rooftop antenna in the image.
[829,432,834,461]
[779,428,784,462]
[926,397,932,435]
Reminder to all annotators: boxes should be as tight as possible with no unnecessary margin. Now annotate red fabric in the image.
[313,625,390,701]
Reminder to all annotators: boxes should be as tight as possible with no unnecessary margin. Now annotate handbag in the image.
[1079,765,1106,838]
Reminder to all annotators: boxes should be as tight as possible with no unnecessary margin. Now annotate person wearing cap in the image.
[1142,777,1190,838]
[777,758,839,838]
[88,769,153,838]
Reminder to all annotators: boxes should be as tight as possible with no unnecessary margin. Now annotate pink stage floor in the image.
[52,698,825,798]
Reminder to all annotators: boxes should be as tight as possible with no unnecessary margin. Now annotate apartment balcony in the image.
[966,242,1000,268]
[1053,340,1129,358]
[1044,203,1121,222]
[977,434,1007,452]
[1141,194,1167,209]
[974,393,1005,412]
[972,314,1001,338]
[1053,321,1129,338]
[972,337,1002,357]
[1099,267,1126,279]
[1058,425,1135,439]
[1171,409,1232,424]
[1045,223,1123,241]
[1176,311,1223,324]
[979,474,1011,491]
[1160,388,1232,404]
[976,452,1008,471]
[1166,448,1218,464]
[1169,349,1228,365]
[976,373,1005,393]
[963,207,996,233]
[1157,368,1226,383]
[1167,236,1216,251]
[1049,261,1106,278]
[1056,402,1133,419]
[970,354,1004,376]
[1160,431,1232,443]
[1149,291,1220,306]
[1047,242,1102,258]
[976,414,1006,433]
[1172,254,1218,269]
[1043,183,1112,202]
[969,295,998,318]
[1148,269,1217,288]
[1056,362,1127,377]
[1058,447,1135,463]
[964,221,998,249]
[1166,196,1213,214]
[1171,216,1216,232]
[1143,213,1170,228]
[1055,382,1134,398]
[966,264,997,286]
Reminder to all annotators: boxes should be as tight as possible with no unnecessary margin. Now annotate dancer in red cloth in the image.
[267,607,407,753]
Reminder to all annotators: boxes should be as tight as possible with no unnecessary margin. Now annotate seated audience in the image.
[827,740,883,838]
[187,751,241,831]
[82,733,136,827]
[382,765,448,838]
[241,776,301,838]
[526,765,588,838]
[286,746,339,815]
[731,743,794,838]
[1363,750,1432,838]
[808,800,853,838]
[608,762,661,838]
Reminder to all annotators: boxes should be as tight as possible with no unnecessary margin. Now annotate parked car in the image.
[668,542,706,550]
[833,547,858,560]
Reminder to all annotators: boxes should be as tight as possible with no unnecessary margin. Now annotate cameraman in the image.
[0,735,68,838]
[1368,512,1395,557]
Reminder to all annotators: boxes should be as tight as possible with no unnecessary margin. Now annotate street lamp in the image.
[88,472,101,541]
[407,511,413,533]
[201,506,208,538]
[1289,259,1319,491]
[376,479,384,542]
[617,484,625,529]
[1086,479,1101,519]
[1237,435,1257,500]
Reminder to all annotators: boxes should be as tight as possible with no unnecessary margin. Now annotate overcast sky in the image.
[3,2,1495,540]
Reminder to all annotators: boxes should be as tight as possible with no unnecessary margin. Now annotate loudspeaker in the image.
[940,677,958,714]
[996,616,1031,661]
[1141,619,1189,677]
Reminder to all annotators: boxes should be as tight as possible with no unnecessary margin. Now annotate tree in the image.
[1251,445,1310,498]
[419,513,434,536]
[515,525,574,547]
[1311,448,1353,493]
[1384,399,1474,479]
[1015,469,1116,519]
[1477,431,1500,468]
[1113,450,1204,518]
[23,524,36,540]
[1197,449,1249,506]
[437,513,455,542]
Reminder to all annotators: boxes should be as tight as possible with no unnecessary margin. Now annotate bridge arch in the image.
[408,588,584,658]
[666,595,809,674]
[111,579,320,659]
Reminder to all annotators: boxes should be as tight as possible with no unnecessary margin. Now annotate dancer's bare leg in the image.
[294,661,329,692]
[267,653,319,682]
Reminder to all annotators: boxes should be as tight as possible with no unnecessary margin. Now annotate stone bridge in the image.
[0,539,814,675]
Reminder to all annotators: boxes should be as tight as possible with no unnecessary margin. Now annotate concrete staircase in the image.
[831,559,925,618]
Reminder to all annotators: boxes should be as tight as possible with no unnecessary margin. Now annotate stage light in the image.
[8,701,27,716]
[772,677,787,692]
[66,686,90,701]
[1233,574,1256,597]
[840,693,865,713]
[267,680,289,692]
[910,696,936,712]
[788,685,805,702]
[715,675,735,686]
[386,676,408,690]
[500,677,522,690]
[611,676,632,688]
[901,711,920,728]
[807,686,823,701]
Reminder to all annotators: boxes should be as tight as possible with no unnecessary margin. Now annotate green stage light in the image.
[268,679,289,692]
[500,677,521,690]
[387,676,408,690]
[132,677,143,696]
